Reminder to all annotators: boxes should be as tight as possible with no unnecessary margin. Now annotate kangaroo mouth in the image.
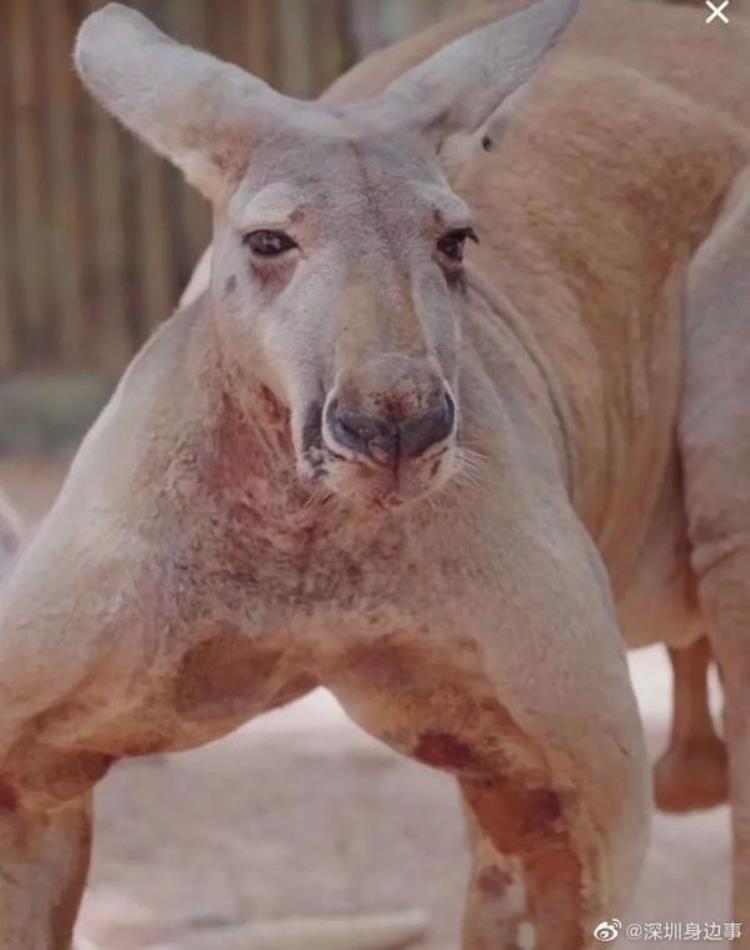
[298,389,458,509]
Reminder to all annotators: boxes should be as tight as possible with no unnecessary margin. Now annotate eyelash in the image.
[243,230,298,257]
[436,227,479,263]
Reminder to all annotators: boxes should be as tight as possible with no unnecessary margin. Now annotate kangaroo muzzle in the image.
[325,355,455,468]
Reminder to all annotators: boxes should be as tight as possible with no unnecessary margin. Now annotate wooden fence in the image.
[0,0,472,377]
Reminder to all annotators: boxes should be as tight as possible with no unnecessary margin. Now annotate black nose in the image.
[327,392,455,465]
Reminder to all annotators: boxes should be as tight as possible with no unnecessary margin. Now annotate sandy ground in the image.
[0,456,736,948]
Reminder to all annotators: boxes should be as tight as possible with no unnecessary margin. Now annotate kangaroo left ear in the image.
[75,3,294,203]
[374,0,579,151]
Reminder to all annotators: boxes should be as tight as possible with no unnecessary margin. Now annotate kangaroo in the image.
[1,1,749,947]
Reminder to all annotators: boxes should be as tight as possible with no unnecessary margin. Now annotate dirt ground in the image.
[0,456,735,949]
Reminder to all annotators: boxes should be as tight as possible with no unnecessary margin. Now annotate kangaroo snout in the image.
[325,356,455,467]
[327,392,455,465]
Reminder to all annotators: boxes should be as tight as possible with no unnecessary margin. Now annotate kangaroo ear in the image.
[376,0,579,149]
[75,3,290,202]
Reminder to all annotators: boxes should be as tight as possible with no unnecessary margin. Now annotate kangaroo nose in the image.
[327,392,455,465]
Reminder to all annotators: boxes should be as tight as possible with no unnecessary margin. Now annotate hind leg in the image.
[0,793,92,950]
[653,638,728,812]
[680,167,750,936]
[462,804,527,949]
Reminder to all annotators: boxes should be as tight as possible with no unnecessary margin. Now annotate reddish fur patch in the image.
[2,746,113,810]
[529,787,563,824]
[0,778,18,810]
[203,392,276,491]
[463,778,564,847]
[414,731,477,770]
[174,633,282,718]
[478,865,514,897]
[462,776,583,947]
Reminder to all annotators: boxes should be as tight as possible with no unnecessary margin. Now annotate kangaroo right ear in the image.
[75,3,291,202]
[375,0,579,151]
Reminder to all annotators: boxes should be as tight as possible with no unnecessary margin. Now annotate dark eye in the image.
[437,227,478,263]
[243,230,297,257]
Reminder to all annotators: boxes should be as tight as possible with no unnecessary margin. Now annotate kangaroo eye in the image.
[243,230,297,257]
[437,227,478,263]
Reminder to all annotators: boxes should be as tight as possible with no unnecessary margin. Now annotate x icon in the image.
[706,0,730,23]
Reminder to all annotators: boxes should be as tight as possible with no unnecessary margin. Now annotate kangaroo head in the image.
[76,0,578,508]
